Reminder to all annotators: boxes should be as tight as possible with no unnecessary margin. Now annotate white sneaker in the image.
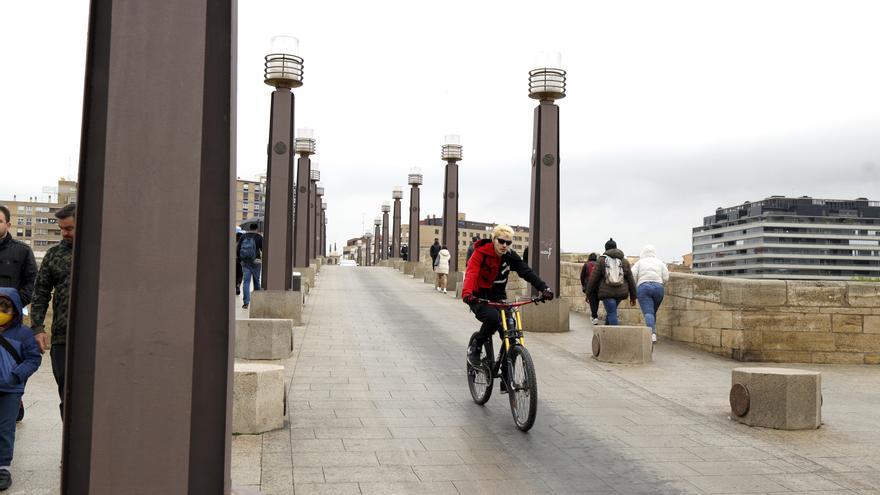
[436,287,441,292]
[652,334,657,343]
[591,318,599,325]
[442,289,447,294]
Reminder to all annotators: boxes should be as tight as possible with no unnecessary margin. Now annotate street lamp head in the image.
[264,35,304,89]
[357,239,363,246]
[408,167,423,186]
[310,162,321,182]
[322,201,327,210]
[295,128,316,155]
[528,51,566,101]
[381,201,391,213]
[365,232,372,239]
[316,185,325,196]
[441,134,463,161]
[374,216,382,226]
[393,185,403,200]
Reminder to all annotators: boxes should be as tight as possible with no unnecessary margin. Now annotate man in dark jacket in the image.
[465,235,479,268]
[237,223,263,309]
[429,238,441,269]
[30,203,76,417]
[0,206,37,308]
[579,253,600,325]
[587,238,637,325]
[462,225,553,367]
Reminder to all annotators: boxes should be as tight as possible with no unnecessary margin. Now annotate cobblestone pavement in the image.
[232,266,880,495]
[7,264,880,494]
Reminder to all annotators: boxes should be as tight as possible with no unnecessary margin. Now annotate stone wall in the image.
[559,262,880,365]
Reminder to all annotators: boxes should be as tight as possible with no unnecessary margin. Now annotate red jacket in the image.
[462,239,547,302]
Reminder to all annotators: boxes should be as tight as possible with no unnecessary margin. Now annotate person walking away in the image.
[580,253,600,325]
[237,223,263,309]
[0,288,42,491]
[465,235,479,268]
[429,238,441,269]
[0,206,38,422]
[587,238,637,326]
[435,246,451,293]
[234,229,243,295]
[30,203,75,418]
[631,244,669,343]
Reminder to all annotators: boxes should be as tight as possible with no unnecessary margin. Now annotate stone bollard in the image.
[730,367,822,430]
[233,362,285,434]
[592,325,652,363]
[293,266,315,294]
[423,269,436,285]
[249,290,302,325]
[235,318,294,360]
[404,261,417,275]
[413,264,426,279]
[521,298,571,333]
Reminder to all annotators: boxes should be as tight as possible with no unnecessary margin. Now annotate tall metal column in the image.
[381,202,390,260]
[308,164,320,263]
[392,187,402,258]
[526,57,566,294]
[407,168,422,262]
[356,240,363,265]
[262,37,303,290]
[365,233,373,266]
[64,1,235,492]
[441,135,462,273]
[373,217,381,265]
[292,130,314,267]
[315,184,324,258]
[321,202,327,256]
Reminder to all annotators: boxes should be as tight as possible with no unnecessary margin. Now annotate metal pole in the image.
[408,185,420,262]
[308,175,317,263]
[315,188,323,258]
[292,155,311,266]
[63,1,235,492]
[262,89,295,290]
[382,211,390,260]
[442,160,459,273]
[374,223,381,265]
[527,99,561,294]
[392,195,401,258]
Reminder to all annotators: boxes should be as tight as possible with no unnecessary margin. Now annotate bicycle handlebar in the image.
[471,295,547,308]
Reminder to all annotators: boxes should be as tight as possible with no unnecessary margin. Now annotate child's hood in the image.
[0,287,22,328]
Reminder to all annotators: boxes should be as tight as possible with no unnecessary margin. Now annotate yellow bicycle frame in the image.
[500,308,525,350]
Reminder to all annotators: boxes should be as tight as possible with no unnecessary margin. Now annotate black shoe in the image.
[15,401,23,422]
[500,380,508,394]
[242,303,249,309]
[467,345,482,367]
[0,469,11,491]
[235,286,241,295]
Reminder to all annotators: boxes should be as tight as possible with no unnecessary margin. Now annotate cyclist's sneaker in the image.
[467,345,482,367]
[499,380,508,394]
[652,333,657,343]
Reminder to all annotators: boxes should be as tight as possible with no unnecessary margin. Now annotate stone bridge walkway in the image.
[232,265,880,495]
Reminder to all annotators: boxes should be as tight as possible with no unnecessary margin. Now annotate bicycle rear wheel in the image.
[507,345,537,431]
[466,332,494,405]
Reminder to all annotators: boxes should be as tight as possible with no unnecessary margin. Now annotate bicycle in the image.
[466,295,546,431]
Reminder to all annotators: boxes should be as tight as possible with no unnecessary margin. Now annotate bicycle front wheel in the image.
[507,345,537,431]
[467,332,494,405]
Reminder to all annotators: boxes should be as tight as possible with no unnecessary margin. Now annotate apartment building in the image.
[1,178,77,256]
[234,175,267,228]
[692,196,880,280]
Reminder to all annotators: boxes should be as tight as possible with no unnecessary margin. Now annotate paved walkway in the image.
[232,266,880,495]
[7,264,880,494]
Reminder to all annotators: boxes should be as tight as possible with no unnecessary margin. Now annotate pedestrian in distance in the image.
[465,235,480,268]
[429,238,441,270]
[0,288,42,491]
[30,203,76,418]
[587,238,637,326]
[234,228,243,296]
[580,252,600,325]
[435,245,451,293]
[631,244,669,343]
[0,205,38,422]
[237,223,263,309]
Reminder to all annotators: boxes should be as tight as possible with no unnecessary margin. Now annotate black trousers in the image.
[588,292,600,318]
[50,344,65,418]
[470,303,501,344]
[235,259,243,287]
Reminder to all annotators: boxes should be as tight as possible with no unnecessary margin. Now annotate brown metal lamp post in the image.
[527,52,566,295]
[381,202,391,261]
[308,163,320,264]
[262,36,304,290]
[315,184,324,258]
[356,239,363,265]
[64,2,234,492]
[364,233,373,266]
[293,128,315,269]
[407,168,423,262]
[373,216,382,265]
[392,186,403,259]
[321,201,327,256]
[441,135,462,273]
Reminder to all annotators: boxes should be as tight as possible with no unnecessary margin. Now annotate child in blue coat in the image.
[0,288,42,491]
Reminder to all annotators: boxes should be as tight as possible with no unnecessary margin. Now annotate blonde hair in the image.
[492,224,514,240]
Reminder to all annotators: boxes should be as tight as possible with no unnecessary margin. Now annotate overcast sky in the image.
[2,0,878,262]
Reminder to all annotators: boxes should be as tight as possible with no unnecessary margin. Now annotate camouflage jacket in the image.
[30,240,72,345]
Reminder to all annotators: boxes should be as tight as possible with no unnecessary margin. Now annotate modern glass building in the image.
[692,196,880,280]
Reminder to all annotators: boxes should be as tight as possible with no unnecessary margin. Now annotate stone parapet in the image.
[559,262,880,364]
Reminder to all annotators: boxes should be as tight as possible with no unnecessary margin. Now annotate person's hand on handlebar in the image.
[541,288,554,301]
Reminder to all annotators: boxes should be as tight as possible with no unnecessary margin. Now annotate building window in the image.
[17,206,24,212]
[24,229,32,237]
[434,229,439,234]
[25,206,32,213]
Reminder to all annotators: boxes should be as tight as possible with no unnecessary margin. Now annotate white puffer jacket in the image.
[631,245,669,287]
[436,249,451,274]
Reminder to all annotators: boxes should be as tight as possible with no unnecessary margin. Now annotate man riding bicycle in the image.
[462,224,553,367]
